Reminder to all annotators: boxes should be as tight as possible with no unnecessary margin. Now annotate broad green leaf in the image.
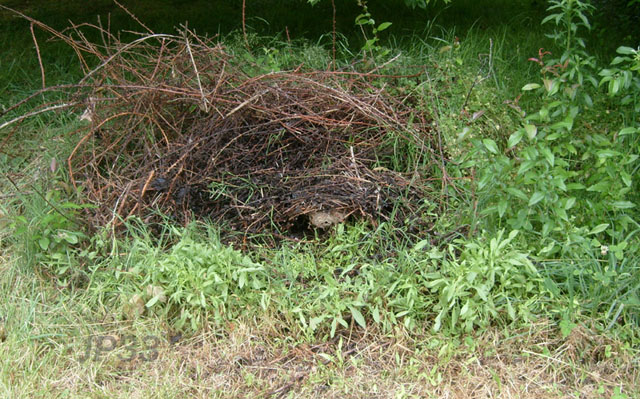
[63,233,79,245]
[621,171,632,187]
[310,316,325,331]
[505,187,528,201]
[38,236,50,251]
[522,83,541,91]
[524,124,537,139]
[528,191,545,206]
[566,183,585,190]
[589,224,609,235]
[146,295,161,308]
[565,197,576,209]
[611,56,626,65]
[616,46,636,55]
[482,139,499,154]
[612,201,635,209]
[508,130,523,148]
[560,318,576,339]
[349,306,367,329]
[517,160,535,176]
[556,207,568,221]
[543,78,556,93]
[596,149,621,159]
[587,181,609,192]
[497,199,508,218]
[619,127,637,136]
[414,239,429,251]
[377,22,392,31]
[540,146,555,166]
[372,306,380,324]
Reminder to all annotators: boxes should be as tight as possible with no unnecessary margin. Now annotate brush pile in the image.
[8,16,443,237]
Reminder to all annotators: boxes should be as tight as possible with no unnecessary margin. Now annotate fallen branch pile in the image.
[2,10,443,237]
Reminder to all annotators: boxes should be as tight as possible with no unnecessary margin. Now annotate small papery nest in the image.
[2,10,444,240]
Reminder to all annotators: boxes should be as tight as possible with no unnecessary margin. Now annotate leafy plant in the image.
[353,0,392,58]
[461,0,640,335]
[419,230,550,333]
[11,187,91,282]
[126,228,268,330]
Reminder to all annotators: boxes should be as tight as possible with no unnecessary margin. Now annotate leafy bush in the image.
[11,185,92,284]
[125,229,268,330]
[469,0,638,251]
[460,0,640,333]
[419,230,550,332]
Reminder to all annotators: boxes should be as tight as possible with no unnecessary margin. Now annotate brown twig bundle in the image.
[2,9,443,238]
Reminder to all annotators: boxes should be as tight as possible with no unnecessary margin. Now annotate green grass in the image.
[2,0,640,396]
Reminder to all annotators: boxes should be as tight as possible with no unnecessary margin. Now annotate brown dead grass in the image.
[31,320,639,399]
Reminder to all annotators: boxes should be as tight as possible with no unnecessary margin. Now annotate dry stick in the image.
[67,111,132,188]
[109,181,133,244]
[225,89,270,118]
[0,6,92,72]
[78,33,178,84]
[183,31,209,113]
[367,52,402,75]
[242,0,250,51]
[0,103,74,131]
[422,69,457,202]
[139,170,155,201]
[461,38,494,112]
[331,0,337,71]
[0,84,87,119]
[30,22,46,90]
[113,0,154,34]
